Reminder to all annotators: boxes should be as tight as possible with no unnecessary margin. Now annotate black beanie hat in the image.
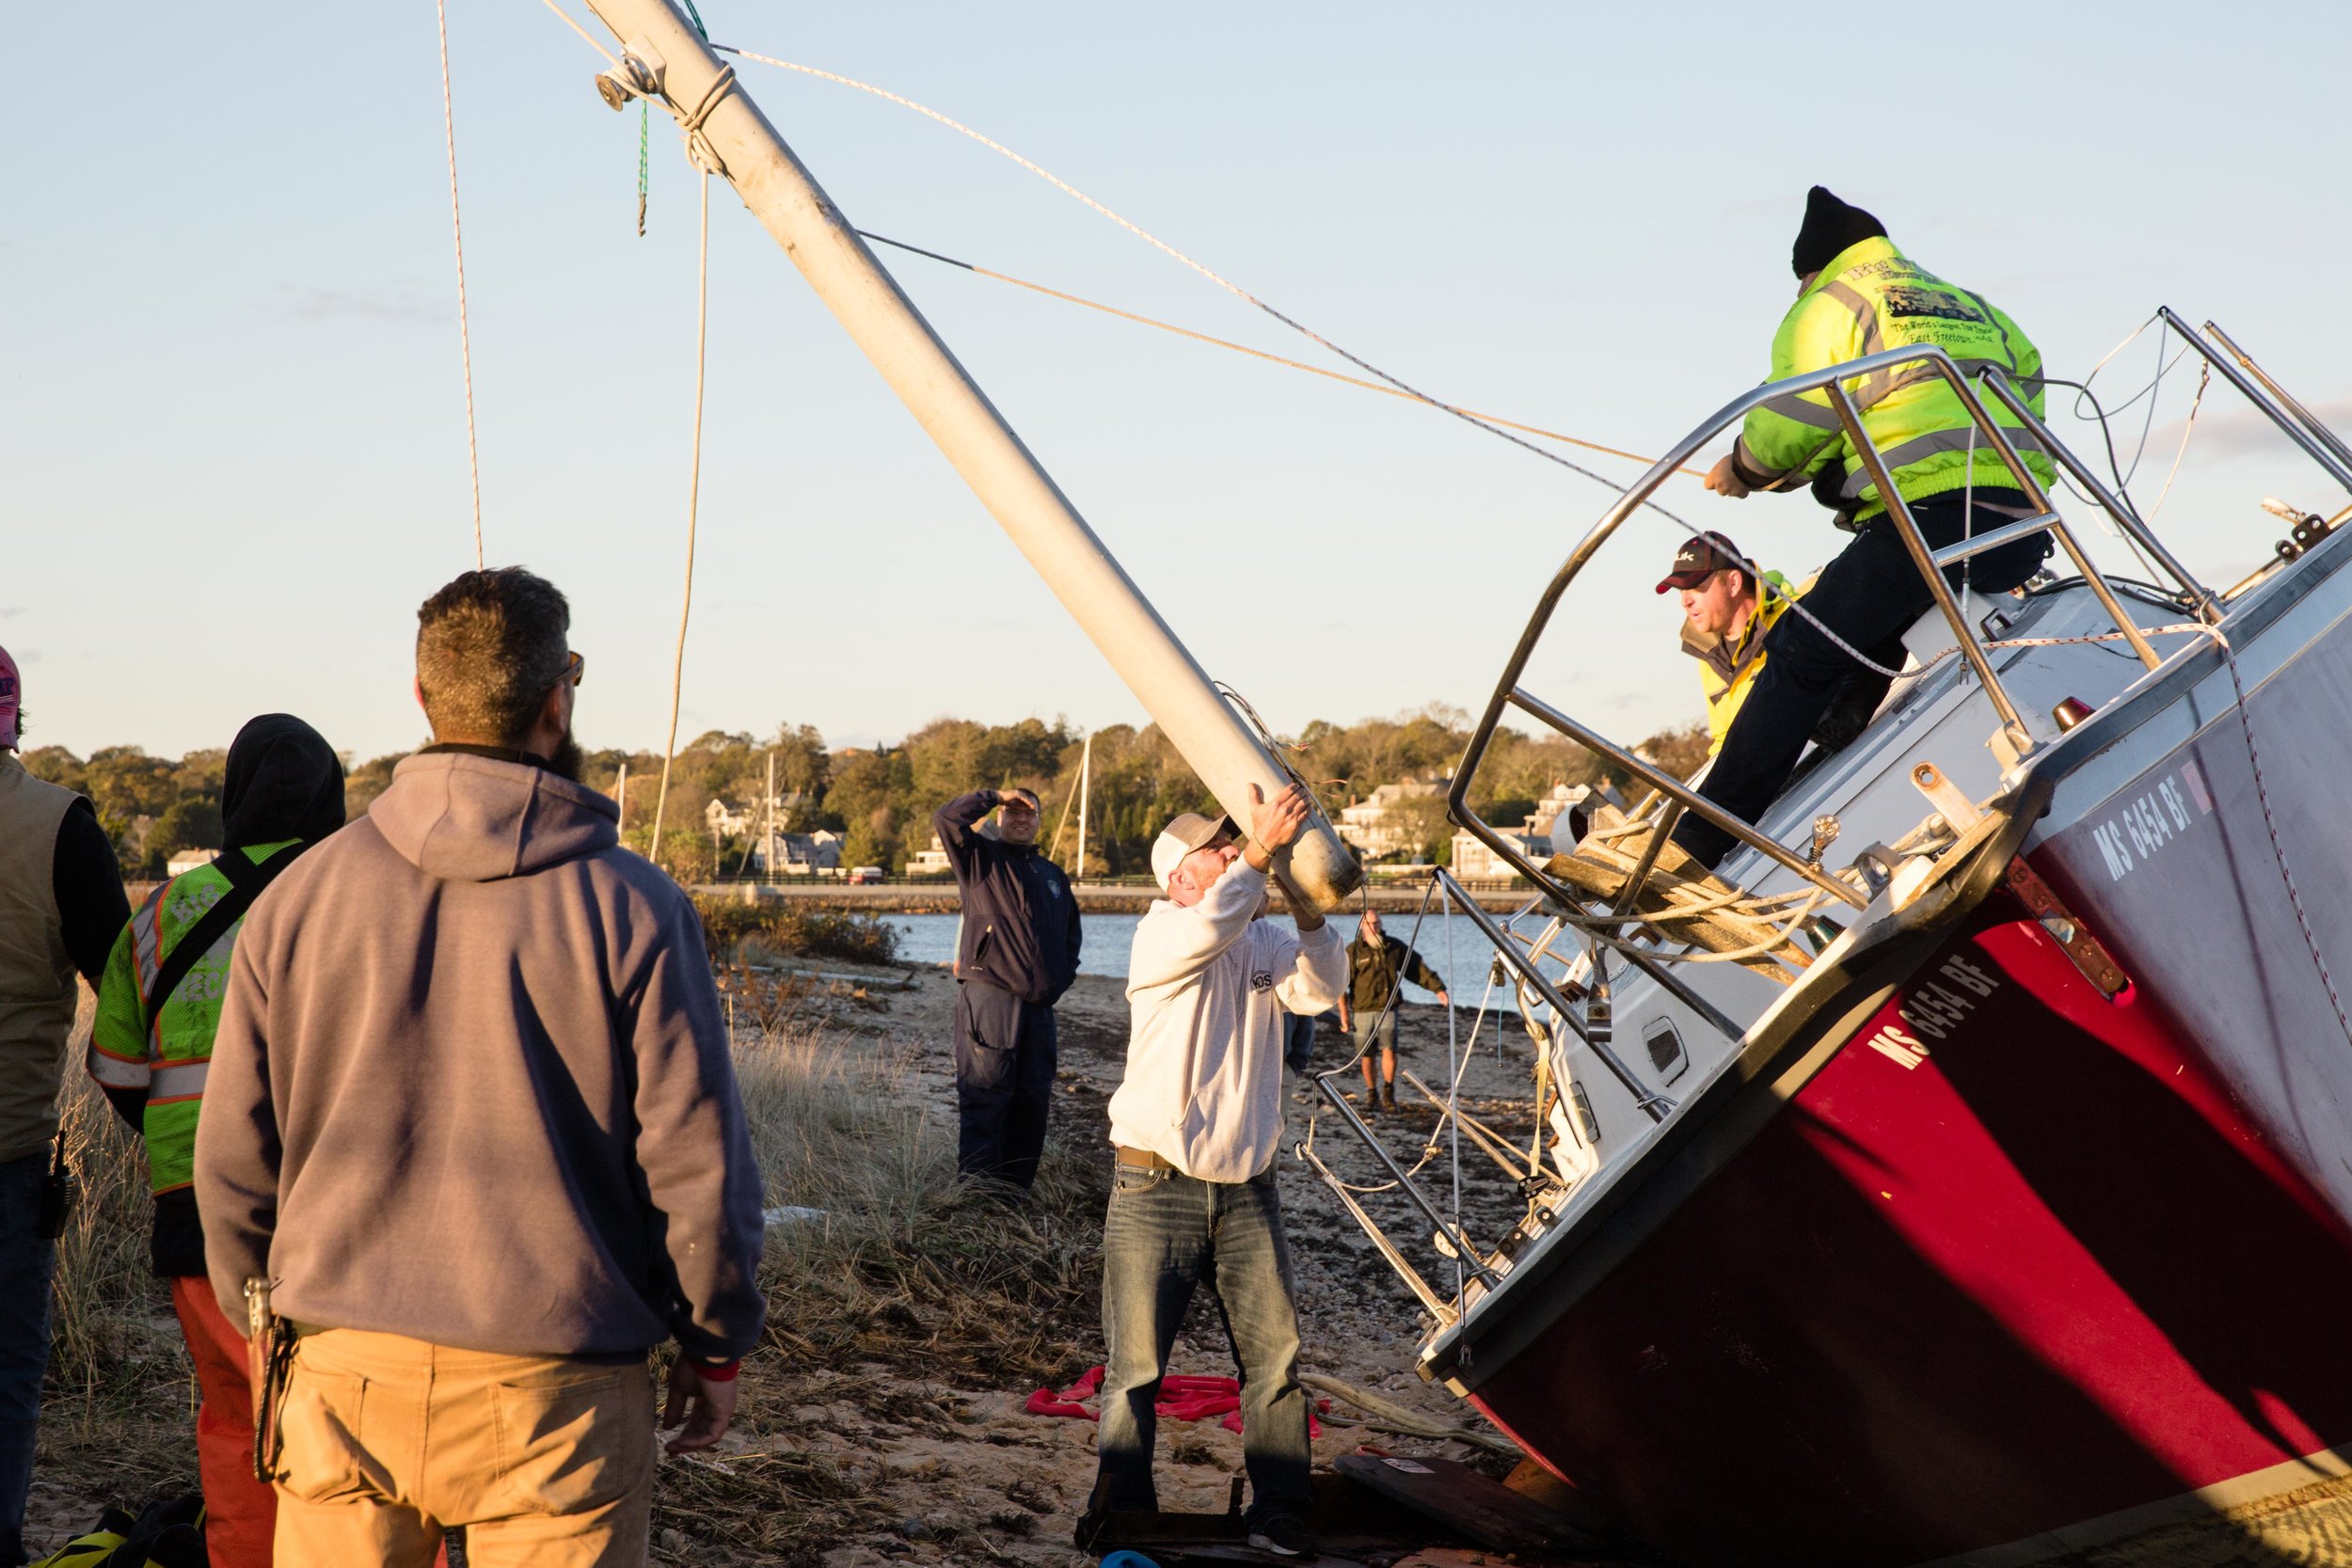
[221,714,347,850]
[1791,185,1886,278]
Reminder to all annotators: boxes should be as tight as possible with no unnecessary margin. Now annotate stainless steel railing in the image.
[1447,338,2225,927]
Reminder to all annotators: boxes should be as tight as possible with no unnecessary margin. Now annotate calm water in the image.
[881,911,1480,1010]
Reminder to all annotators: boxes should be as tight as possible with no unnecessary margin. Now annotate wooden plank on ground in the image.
[1335,1450,1617,1555]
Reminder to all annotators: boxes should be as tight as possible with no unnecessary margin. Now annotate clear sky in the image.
[10,1,2348,766]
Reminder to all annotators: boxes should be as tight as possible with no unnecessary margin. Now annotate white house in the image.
[1337,773,1450,861]
[906,833,953,878]
[1450,824,1549,883]
[165,847,215,879]
[1447,783,1595,884]
[749,828,844,877]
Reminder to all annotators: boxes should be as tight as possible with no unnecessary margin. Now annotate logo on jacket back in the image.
[1251,971,1274,993]
[1882,285,1982,325]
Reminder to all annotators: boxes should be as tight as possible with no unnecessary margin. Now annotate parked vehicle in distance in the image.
[846,864,885,885]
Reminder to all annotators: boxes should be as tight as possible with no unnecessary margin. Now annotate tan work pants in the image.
[272,1328,656,1568]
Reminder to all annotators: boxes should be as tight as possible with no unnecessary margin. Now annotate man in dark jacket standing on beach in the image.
[935,786,1082,1192]
[196,568,767,1567]
[0,646,128,1568]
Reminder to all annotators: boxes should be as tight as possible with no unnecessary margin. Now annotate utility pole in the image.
[762,749,776,883]
[615,762,629,835]
[574,0,1360,910]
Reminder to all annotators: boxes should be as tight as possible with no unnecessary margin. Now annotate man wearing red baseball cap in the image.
[1656,531,1793,759]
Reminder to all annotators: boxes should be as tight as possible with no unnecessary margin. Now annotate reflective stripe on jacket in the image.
[1731,236,2056,525]
[89,840,296,1194]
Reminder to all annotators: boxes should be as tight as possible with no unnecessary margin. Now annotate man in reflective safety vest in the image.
[1659,531,1794,758]
[88,715,344,1568]
[1672,187,2058,867]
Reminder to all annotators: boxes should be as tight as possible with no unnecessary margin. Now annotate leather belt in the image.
[1114,1145,1175,1172]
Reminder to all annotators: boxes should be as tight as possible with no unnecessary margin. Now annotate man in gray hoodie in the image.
[196,567,767,1567]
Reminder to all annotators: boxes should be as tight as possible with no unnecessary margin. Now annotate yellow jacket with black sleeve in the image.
[1682,570,1795,755]
[1728,236,2057,526]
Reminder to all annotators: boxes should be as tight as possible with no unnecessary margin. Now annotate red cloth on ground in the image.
[1025,1366,1323,1436]
[170,1276,278,1568]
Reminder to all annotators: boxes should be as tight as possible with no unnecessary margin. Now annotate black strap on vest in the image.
[140,842,305,1035]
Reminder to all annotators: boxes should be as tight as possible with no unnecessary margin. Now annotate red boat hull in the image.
[1464,895,2352,1565]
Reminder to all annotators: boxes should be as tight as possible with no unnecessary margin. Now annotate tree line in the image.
[22,707,1708,881]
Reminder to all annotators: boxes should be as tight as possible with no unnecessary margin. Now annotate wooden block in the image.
[1336,1450,1616,1555]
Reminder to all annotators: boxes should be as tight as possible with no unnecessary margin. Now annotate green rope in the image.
[636,0,706,232]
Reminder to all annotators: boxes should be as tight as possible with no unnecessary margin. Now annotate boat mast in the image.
[1075,735,1091,883]
[575,0,1360,909]
[762,749,775,882]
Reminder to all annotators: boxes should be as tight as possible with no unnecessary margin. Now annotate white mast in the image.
[1075,734,1092,882]
[574,0,1360,910]
[762,748,775,881]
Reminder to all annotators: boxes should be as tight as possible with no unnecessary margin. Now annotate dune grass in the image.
[654,1021,1108,1562]
[34,1069,198,1527]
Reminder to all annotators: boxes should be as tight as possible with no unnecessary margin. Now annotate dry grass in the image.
[736,1022,1106,1384]
[651,1022,1111,1563]
[35,1069,199,1523]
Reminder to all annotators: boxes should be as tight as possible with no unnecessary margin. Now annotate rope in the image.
[719,51,1663,492]
[434,0,484,568]
[648,173,713,869]
[715,46,1950,686]
[537,0,617,66]
[637,99,650,236]
[2142,362,2210,527]
[2201,625,2352,1049]
[854,230,1695,476]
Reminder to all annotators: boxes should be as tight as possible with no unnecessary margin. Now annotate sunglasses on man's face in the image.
[556,651,584,689]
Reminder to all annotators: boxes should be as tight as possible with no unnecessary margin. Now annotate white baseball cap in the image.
[1151,810,1238,892]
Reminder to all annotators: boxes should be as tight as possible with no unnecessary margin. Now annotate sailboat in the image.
[545,8,2352,1561]
[1311,336,2352,1565]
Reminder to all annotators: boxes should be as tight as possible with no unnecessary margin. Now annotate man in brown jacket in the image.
[196,568,767,1567]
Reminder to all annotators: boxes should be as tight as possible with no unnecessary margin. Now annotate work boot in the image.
[1357,1086,1379,1118]
[1381,1080,1401,1112]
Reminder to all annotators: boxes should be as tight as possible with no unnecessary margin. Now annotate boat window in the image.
[1643,1018,1689,1085]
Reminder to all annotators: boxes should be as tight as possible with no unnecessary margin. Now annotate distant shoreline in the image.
[692,879,1534,915]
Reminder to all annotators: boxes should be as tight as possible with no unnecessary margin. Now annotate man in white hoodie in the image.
[1088,784,1346,1559]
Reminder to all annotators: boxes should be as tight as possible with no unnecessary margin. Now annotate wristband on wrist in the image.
[693,1359,740,1383]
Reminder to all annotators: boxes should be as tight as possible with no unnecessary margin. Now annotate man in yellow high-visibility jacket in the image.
[1670,187,2057,867]
[1659,531,1793,758]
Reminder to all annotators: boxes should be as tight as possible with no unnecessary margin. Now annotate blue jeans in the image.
[0,1152,56,1567]
[1281,1012,1319,1076]
[1093,1162,1311,1527]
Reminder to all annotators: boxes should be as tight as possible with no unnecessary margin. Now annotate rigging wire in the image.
[853,230,1697,476]
[715,47,1669,504]
[712,43,1927,686]
[516,10,1918,686]
[2201,625,2352,1051]
[538,0,617,66]
[648,172,714,869]
[435,0,485,567]
[2140,363,2211,528]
